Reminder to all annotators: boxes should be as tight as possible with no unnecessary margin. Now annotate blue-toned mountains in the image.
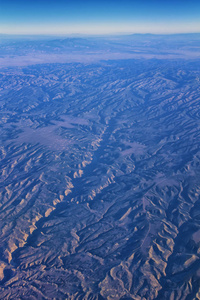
[0,35,200,299]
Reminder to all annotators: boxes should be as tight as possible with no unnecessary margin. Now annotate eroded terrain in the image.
[0,36,200,299]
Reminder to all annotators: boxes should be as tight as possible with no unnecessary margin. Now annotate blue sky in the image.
[0,0,200,35]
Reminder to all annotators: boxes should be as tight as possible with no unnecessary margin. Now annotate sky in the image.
[0,0,200,35]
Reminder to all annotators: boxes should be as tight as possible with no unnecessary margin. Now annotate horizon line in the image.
[1,31,200,37]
